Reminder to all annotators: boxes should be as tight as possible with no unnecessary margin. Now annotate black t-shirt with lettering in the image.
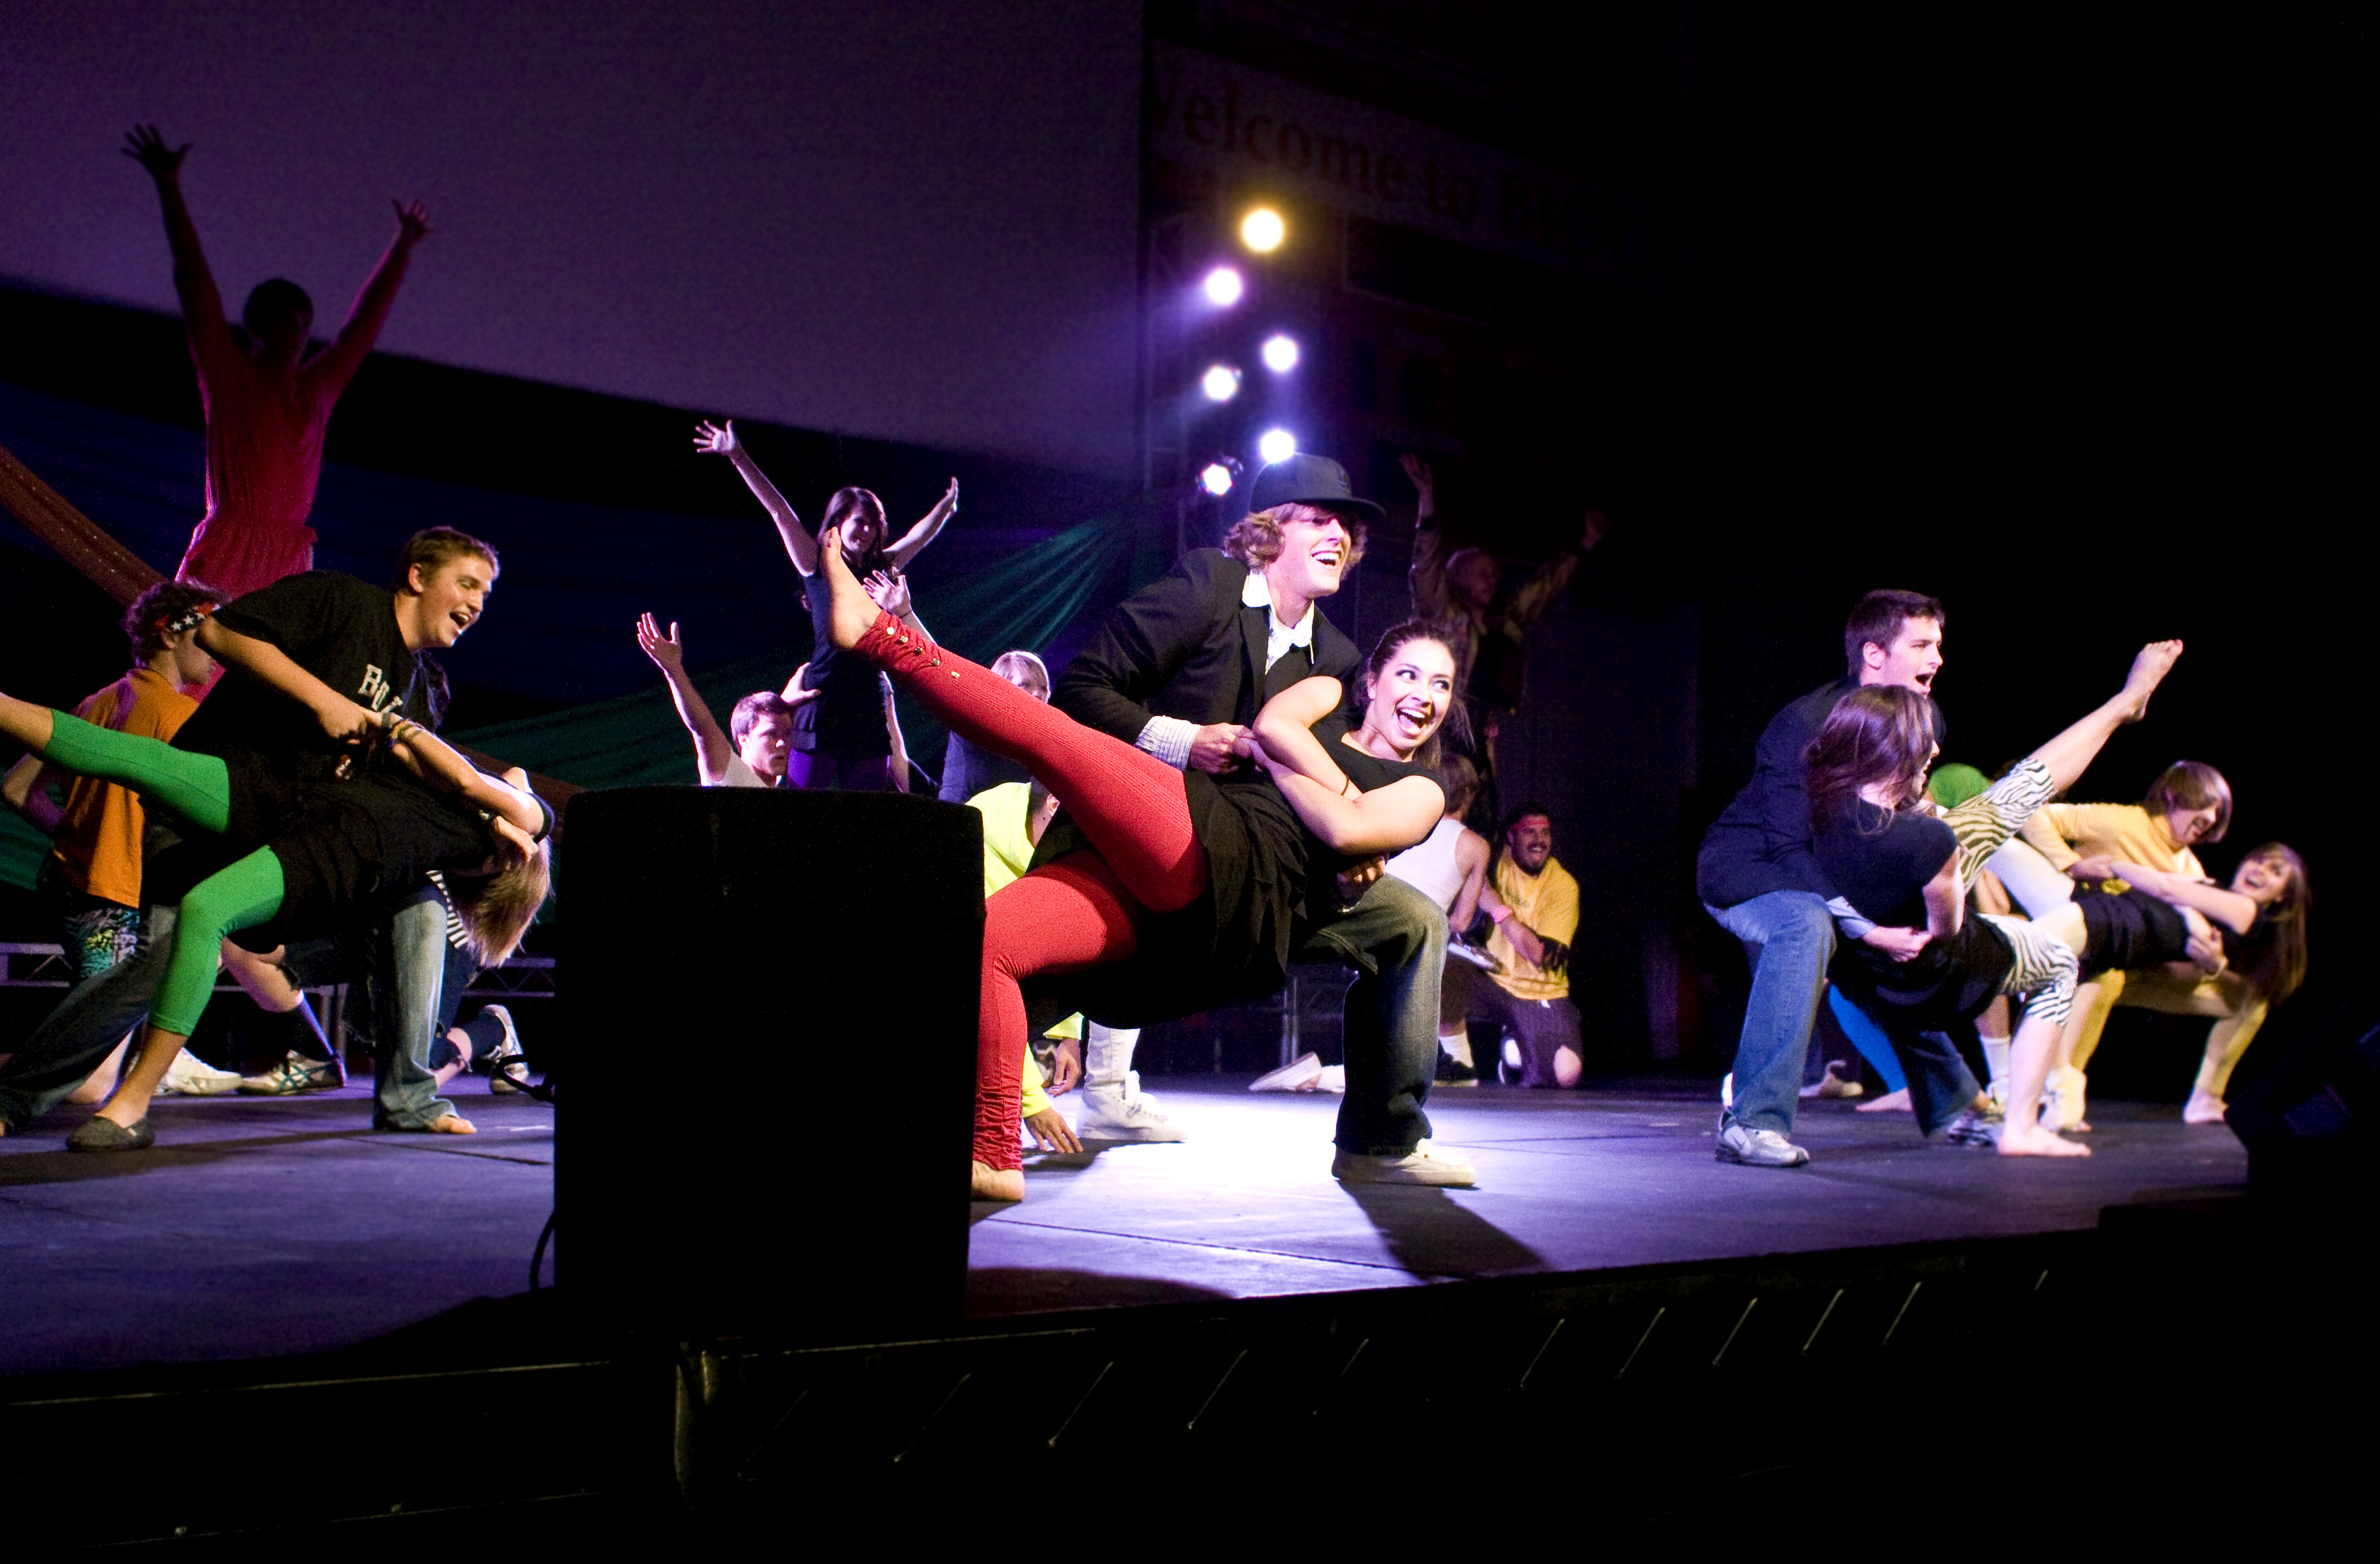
[171,571,433,842]
[1816,799,2014,1024]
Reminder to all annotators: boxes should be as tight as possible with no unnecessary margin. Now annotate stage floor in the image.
[0,1075,2247,1380]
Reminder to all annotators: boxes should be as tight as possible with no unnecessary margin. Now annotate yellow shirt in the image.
[1486,853,1580,1002]
[2017,802,2204,894]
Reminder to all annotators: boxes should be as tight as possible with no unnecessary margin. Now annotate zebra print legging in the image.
[1941,757,2078,1028]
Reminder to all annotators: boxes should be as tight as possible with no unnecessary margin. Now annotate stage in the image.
[0,1073,2247,1379]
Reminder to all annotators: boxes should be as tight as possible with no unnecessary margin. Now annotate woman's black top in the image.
[2072,885,2194,980]
[796,570,892,760]
[1816,801,2014,1025]
[261,768,497,942]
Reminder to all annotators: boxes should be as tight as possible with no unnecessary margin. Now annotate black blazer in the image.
[1053,549,1363,740]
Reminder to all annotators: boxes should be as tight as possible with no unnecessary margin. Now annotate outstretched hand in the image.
[1399,453,1436,508]
[780,663,821,707]
[864,569,913,619]
[2067,854,2122,884]
[1024,1104,1082,1155]
[317,696,383,747]
[391,199,431,245]
[122,124,189,182]
[1861,924,1933,963]
[692,418,738,458]
[635,612,685,672]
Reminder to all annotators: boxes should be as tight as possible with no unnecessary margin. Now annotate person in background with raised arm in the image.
[634,613,815,789]
[124,126,431,601]
[692,418,955,790]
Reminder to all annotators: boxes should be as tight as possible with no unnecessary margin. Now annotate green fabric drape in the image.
[446,508,1139,793]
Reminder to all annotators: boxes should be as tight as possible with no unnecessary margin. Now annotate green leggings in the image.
[40,711,286,1036]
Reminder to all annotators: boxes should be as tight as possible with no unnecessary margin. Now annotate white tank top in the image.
[1387,817,1468,912]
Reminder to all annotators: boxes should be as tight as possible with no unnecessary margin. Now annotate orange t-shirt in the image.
[50,667,200,908]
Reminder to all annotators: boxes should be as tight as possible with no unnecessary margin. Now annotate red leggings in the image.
[855,613,1209,1166]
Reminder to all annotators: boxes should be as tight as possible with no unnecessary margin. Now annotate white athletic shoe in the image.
[1076,1072,1186,1141]
[158,1049,241,1096]
[480,1004,529,1093]
[1332,1140,1478,1188]
[1250,1052,1324,1093]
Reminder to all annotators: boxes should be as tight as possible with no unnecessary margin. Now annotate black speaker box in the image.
[561,787,982,1341]
[2225,995,2380,1203]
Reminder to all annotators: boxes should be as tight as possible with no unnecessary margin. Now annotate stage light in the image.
[1201,364,1242,402]
[1260,334,1300,373]
[1257,428,1297,465]
[1200,462,1235,496]
[1202,266,1244,306]
[1240,208,1286,253]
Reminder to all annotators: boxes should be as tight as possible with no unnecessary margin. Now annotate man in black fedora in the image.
[1038,454,1471,1185]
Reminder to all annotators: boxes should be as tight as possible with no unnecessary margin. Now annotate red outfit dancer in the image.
[126,126,430,601]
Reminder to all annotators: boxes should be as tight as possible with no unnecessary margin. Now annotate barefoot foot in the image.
[1855,1086,1914,1114]
[1999,1123,2092,1157]
[972,1159,1024,1202]
[426,1113,477,1134]
[2183,1088,2228,1125]
[815,525,889,651]
[2118,638,2184,722]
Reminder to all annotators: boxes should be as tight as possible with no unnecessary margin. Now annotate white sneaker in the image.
[1715,1116,1811,1168]
[479,1004,529,1093]
[1332,1140,1478,1188]
[1077,1072,1186,1141]
[158,1048,241,1096]
[1250,1052,1324,1093]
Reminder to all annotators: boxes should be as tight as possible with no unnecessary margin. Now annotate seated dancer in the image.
[808,528,1457,1200]
[1,579,240,1101]
[0,691,551,1151]
[693,418,955,790]
[2036,842,2308,1126]
[1473,804,1585,1088]
[634,612,817,788]
[125,126,431,601]
[1808,640,2183,1157]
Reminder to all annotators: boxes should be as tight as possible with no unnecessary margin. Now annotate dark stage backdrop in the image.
[0,0,1142,476]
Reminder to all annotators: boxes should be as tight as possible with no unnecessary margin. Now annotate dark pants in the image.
[1466,977,1583,1088]
[1294,874,1447,1156]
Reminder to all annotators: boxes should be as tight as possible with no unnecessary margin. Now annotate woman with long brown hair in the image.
[1804,641,2183,1156]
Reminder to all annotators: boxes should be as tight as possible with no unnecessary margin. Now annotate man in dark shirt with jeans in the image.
[1697,590,1945,1167]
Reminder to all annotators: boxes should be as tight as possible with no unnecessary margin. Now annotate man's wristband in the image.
[1488,904,1514,924]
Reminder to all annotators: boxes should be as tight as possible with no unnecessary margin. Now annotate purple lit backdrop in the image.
[0,0,1142,475]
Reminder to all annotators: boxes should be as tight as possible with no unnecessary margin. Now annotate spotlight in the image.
[1200,364,1242,402]
[1260,334,1300,373]
[1240,208,1286,253]
[1257,428,1297,465]
[1202,266,1244,306]
[1200,462,1235,497]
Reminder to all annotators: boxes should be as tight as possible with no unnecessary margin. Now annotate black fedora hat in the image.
[1245,454,1384,525]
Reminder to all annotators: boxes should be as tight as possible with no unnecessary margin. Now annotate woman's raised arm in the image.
[695,419,818,575]
[886,478,959,569]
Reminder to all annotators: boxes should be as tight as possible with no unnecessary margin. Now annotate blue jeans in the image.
[357,888,460,1131]
[0,904,178,1132]
[1296,873,1447,1156]
[1705,890,1835,1134]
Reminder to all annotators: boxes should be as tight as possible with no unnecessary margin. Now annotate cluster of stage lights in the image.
[1197,207,1301,493]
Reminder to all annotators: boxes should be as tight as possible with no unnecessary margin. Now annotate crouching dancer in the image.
[1809,641,2183,1157]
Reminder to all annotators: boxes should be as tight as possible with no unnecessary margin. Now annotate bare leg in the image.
[2187,993,2269,1122]
[64,1036,131,1104]
[2000,1010,2091,1157]
[94,1021,188,1131]
[2027,641,2183,796]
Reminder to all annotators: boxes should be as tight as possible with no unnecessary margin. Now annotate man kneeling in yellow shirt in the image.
[1473,803,1583,1087]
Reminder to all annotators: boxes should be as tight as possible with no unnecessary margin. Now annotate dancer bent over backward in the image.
[809,528,1456,1201]
[0,696,550,1153]
[1807,640,2183,1157]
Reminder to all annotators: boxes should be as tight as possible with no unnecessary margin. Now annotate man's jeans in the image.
[1296,873,1447,1156]
[0,904,178,1132]
[1705,890,1835,1135]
